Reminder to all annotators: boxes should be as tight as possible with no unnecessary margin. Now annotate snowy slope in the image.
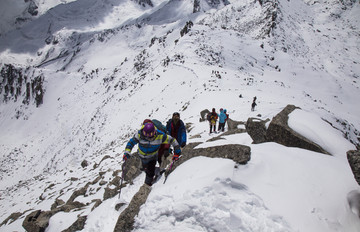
[0,0,360,231]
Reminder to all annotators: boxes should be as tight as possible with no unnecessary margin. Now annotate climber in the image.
[166,112,187,148]
[251,101,257,111]
[207,108,218,134]
[142,118,171,167]
[218,108,227,132]
[224,109,229,130]
[122,122,181,186]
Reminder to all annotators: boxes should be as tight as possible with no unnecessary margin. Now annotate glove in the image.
[123,153,130,161]
[181,142,186,148]
[172,154,180,161]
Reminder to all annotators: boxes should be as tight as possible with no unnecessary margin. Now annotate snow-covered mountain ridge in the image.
[0,0,360,231]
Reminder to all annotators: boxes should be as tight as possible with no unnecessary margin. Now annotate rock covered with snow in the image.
[266,105,330,155]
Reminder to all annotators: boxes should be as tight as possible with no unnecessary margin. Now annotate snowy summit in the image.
[0,0,360,231]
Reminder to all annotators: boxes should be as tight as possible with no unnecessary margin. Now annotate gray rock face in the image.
[227,118,244,131]
[123,154,143,183]
[113,184,152,232]
[200,109,210,122]
[246,117,269,144]
[347,150,360,185]
[183,143,251,165]
[22,210,53,232]
[62,216,87,232]
[266,105,330,155]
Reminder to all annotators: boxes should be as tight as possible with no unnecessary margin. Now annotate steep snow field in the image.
[0,0,359,231]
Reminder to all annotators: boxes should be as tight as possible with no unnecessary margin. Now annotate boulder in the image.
[347,150,360,185]
[22,210,54,232]
[246,117,269,144]
[200,109,210,122]
[266,105,330,155]
[181,143,251,165]
[227,118,244,131]
[81,160,89,168]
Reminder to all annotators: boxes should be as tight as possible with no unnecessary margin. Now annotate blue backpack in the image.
[152,119,167,133]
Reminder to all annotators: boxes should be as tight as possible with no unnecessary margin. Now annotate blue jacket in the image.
[125,129,180,163]
[218,110,227,123]
[166,119,187,147]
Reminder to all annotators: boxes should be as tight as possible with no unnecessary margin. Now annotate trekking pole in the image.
[118,161,126,199]
[163,160,175,184]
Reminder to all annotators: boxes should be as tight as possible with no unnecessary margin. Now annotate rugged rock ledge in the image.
[112,142,251,231]
[7,105,354,231]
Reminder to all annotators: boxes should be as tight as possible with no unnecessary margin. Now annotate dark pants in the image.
[218,122,225,132]
[210,124,216,133]
[142,159,157,186]
[158,144,170,166]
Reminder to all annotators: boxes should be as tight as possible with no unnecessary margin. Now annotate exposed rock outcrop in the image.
[1,212,24,227]
[227,118,245,131]
[113,184,152,232]
[200,109,210,122]
[246,117,270,144]
[22,210,53,232]
[266,105,330,155]
[62,216,87,232]
[19,105,342,232]
[0,64,45,108]
[113,142,251,231]
[347,150,360,185]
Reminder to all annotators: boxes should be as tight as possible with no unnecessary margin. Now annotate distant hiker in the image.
[251,101,257,111]
[224,109,229,122]
[123,122,181,186]
[207,108,218,133]
[224,109,229,129]
[218,108,227,132]
[252,96,257,111]
[166,112,187,148]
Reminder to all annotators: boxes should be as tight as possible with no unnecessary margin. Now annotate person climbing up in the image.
[122,122,181,186]
[166,112,187,148]
[207,108,218,134]
[142,119,169,167]
[218,108,227,132]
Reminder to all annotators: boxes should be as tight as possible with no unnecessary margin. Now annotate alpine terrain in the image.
[0,0,359,231]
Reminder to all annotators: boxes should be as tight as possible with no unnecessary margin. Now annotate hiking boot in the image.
[145,176,153,186]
